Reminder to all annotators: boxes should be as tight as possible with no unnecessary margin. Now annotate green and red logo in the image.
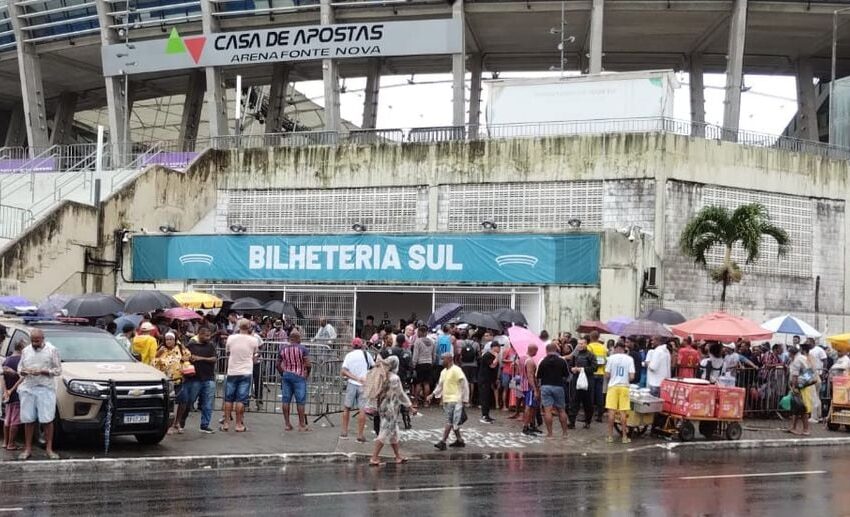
[165,27,206,64]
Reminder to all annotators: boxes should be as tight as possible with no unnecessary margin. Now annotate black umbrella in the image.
[263,300,304,319]
[489,307,528,327]
[231,297,265,312]
[641,308,687,325]
[64,293,125,318]
[123,290,179,314]
[457,311,503,331]
[427,303,464,328]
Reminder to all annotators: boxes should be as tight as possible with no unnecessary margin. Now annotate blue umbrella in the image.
[427,303,463,329]
[0,295,32,307]
[113,314,143,334]
[761,314,821,338]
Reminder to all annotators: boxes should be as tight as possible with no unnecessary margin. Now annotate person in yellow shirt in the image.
[132,322,159,365]
[428,352,469,450]
[586,330,608,423]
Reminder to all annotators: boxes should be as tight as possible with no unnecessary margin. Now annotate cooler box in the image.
[715,386,745,420]
[660,379,679,413]
[669,380,715,418]
[833,376,850,406]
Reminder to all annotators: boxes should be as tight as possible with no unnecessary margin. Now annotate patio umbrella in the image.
[64,293,124,318]
[507,325,545,365]
[123,290,179,314]
[427,303,464,328]
[163,307,204,321]
[671,312,773,342]
[113,314,143,334]
[174,291,223,309]
[489,308,528,327]
[577,320,611,334]
[621,319,674,338]
[826,334,850,354]
[457,311,503,331]
[761,314,821,338]
[640,308,687,325]
[38,294,74,317]
[605,316,635,335]
[231,297,265,312]
[263,300,304,319]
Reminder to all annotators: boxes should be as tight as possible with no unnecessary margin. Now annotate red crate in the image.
[715,386,745,420]
[669,382,715,418]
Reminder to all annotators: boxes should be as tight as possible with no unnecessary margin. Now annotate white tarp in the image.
[485,71,679,128]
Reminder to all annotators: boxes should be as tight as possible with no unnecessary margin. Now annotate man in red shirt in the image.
[677,337,701,378]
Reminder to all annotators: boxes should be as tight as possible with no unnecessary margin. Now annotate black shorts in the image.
[415,364,432,383]
[462,365,478,384]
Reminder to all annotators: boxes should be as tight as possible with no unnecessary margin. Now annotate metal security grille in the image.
[701,186,812,277]
[284,289,356,341]
[439,181,603,231]
[220,186,428,234]
[433,292,513,313]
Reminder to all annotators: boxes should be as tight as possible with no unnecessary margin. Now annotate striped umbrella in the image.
[761,314,821,338]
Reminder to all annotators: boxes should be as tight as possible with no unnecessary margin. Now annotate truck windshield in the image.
[44,332,135,362]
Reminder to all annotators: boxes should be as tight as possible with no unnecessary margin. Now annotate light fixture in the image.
[158,225,177,234]
[480,220,498,231]
[351,223,367,233]
[229,224,247,233]
[567,218,582,229]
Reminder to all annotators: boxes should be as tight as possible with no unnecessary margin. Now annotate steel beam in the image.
[201,0,229,143]
[178,71,206,151]
[468,54,483,137]
[689,54,706,137]
[321,0,341,132]
[361,60,381,130]
[266,63,291,133]
[588,0,605,74]
[95,0,130,163]
[9,0,50,152]
[722,0,747,140]
[50,91,78,146]
[452,0,466,127]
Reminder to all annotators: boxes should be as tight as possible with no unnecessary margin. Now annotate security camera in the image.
[628,233,636,243]
[627,226,638,242]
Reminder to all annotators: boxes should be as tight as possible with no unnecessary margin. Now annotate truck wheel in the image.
[51,415,68,450]
[136,424,168,445]
[679,420,696,442]
[725,422,743,441]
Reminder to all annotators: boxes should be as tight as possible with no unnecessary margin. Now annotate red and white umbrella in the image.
[163,307,204,321]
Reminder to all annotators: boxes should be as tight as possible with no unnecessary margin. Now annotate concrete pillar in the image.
[178,71,205,151]
[722,0,747,141]
[8,1,50,153]
[265,63,290,133]
[4,104,25,147]
[468,54,483,137]
[689,54,706,138]
[361,60,381,130]
[95,0,130,164]
[451,0,466,128]
[320,0,340,132]
[588,0,605,74]
[200,0,229,144]
[795,57,819,141]
[50,92,78,146]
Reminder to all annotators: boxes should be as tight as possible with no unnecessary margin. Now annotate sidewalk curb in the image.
[4,436,849,474]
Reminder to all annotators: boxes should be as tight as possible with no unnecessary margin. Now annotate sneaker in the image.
[530,427,543,435]
[622,437,632,444]
[522,428,536,436]
[199,427,216,434]
[480,418,494,424]
[606,436,614,443]
[434,441,447,451]
[449,440,466,448]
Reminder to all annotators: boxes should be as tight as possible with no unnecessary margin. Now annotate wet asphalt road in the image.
[1,447,847,516]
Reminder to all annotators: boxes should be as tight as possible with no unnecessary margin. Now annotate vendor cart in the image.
[614,394,663,439]
[653,378,744,441]
[827,375,850,431]
[655,413,743,441]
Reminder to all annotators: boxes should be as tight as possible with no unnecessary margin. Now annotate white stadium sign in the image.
[101,18,462,76]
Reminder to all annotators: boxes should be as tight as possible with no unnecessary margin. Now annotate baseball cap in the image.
[351,337,364,349]
[139,322,156,332]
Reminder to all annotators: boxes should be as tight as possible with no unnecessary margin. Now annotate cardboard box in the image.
[715,386,745,420]
[669,382,716,418]
[833,376,850,406]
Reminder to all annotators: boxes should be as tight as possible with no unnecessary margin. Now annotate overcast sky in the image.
[294,72,798,135]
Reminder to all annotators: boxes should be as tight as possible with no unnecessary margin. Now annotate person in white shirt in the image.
[807,339,827,422]
[340,338,374,442]
[604,342,635,444]
[17,329,62,460]
[314,317,337,342]
[646,337,671,397]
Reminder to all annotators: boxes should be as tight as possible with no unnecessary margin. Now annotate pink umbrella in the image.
[163,307,203,321]
[671,311,773,342]
[507,325,545,365]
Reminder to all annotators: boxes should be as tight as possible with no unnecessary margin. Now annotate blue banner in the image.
[131,233,600,285]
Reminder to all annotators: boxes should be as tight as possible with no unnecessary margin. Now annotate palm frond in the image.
[760,223,791,257]
[679,206,731,263]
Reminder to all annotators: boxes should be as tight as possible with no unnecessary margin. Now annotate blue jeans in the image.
[281,372,307,406]
[181,379,215,429]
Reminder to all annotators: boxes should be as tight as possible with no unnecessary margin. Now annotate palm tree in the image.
[679,203,790,305]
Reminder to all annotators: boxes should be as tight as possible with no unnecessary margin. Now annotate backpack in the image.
[461,341,477,363]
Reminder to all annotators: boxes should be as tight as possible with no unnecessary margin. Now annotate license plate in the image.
[123,413,150,425]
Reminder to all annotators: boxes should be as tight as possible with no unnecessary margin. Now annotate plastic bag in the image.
[779,392,792,412]
[576,369,589,391]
